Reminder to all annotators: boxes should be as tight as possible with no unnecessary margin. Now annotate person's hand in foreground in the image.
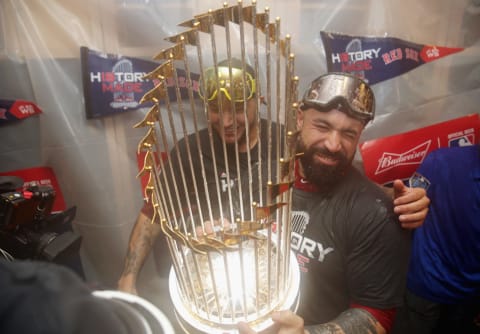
[238,310,307,334]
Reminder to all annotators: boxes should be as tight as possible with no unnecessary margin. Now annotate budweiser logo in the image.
[375,140,431,175]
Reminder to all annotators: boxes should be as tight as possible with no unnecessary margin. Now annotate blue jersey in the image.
[407,145,480,304]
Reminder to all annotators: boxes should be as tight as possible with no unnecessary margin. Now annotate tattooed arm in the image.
[237,309,386,334]
[117,210,162,295]
[304,308,386,334]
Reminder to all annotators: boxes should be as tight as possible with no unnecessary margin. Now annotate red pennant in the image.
[420,46,464,63]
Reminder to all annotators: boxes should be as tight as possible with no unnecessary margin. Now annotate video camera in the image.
[0,178,82,263]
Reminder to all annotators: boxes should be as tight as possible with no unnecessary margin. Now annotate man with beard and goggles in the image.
[238,73,414,334]
[118,66,428,316]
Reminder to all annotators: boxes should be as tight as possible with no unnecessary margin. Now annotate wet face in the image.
[296,108,364,189]
[207,95,258,152]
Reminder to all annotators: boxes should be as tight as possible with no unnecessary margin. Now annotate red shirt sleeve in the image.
[140,200,154,220]
[350,303,396,333]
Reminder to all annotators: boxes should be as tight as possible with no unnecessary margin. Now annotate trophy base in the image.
[168,250,300,334]
[174,290,300,334]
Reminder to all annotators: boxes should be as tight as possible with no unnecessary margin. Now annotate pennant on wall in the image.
[80,46,200,118]
[320,31,464,85]
[0,99,42,124]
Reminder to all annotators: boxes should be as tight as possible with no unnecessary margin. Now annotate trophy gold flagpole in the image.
[135,1,300,332]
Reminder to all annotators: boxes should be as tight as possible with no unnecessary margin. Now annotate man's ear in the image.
[296,108,304,130]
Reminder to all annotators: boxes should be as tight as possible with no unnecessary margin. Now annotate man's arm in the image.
[382,179,430,229]
[117,210,162,295]
[304,308,386,334]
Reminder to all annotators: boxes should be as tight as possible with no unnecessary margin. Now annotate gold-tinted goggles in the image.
[301,72,375,122]
[199,66,256,102]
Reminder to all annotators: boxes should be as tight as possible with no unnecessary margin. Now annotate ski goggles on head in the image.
[198,66,256,102]
[300,72,375,123]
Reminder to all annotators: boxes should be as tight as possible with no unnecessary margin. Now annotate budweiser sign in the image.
[375,141,431,175]
[359,114,480,185]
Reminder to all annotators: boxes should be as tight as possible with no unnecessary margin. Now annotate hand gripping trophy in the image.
[134,1,301,332]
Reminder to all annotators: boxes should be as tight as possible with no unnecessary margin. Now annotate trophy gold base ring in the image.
[168,241,300,334]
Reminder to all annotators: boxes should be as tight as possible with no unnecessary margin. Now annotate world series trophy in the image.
[135,1,300,332]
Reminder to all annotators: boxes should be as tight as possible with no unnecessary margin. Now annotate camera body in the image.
[0,185,81,263]
[0,185,56,230]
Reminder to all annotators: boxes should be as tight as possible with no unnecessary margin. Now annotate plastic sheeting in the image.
[0,0,479,287]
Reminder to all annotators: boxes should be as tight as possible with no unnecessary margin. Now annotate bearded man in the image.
[239,72,412,334]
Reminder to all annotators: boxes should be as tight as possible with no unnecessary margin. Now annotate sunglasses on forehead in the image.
[300,73,375,122]
[198,66,256,102]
